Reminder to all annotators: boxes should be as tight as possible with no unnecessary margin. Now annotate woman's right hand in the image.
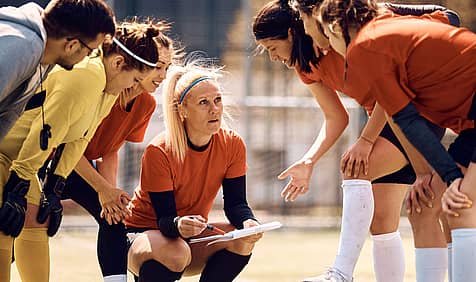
[341,137,374,178]
[99,188,131,225]
[278,159,314,202]
[176,215,207,238]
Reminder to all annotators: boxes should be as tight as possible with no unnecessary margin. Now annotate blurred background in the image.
[4,0,474,215]
[3,1,476,281]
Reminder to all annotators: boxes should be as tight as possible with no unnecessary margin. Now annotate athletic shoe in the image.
[302,267,353,282]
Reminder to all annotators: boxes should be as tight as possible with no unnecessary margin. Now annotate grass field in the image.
[10,226,425,282]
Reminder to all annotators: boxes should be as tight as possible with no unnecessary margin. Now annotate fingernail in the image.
[417,208,421,213]
[406,209,411,214]
[466,204,472,208]
[455,213,460,217]
[428,203,433,208]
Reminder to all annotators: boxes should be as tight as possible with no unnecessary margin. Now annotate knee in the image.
[408,206,442,226]
[370,212,399,235]
[227,239,257,256]
[161,241,191,272]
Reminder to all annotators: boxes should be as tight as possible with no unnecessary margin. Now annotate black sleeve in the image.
[222,175,257,229]
[386,3,460,27]
[392,103,464,186]
[148,191,180,238]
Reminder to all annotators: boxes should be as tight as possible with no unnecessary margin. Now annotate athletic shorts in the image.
[372,121,445,185]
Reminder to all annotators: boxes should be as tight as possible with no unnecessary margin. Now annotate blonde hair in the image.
[162,60,226,163]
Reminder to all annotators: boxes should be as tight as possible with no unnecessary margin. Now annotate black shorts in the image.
[372,121,446,184]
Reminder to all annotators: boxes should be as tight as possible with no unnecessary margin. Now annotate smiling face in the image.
[139,46,173,93]
[180,80,223,145]
[257,36,294,68]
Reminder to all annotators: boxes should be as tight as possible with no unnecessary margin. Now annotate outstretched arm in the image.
[278,82,348,201]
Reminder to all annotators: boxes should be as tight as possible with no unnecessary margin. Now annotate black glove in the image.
[37,174,65,236]
[0,171,30,237]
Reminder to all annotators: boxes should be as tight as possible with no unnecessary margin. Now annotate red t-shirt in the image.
[84,93,156,160]
[124,128,247,229]
[345,14,476,133]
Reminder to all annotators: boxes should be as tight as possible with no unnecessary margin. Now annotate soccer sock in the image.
[0,233,14,282]
[199,249,251,282]
[103,274,127,282]
[415,248,447,282]
[452,228,476,282]
[372,231,405,282]
[14,227,49,282]
[447,243,453,282]
[333,179,373,280]
[138,260,183,282]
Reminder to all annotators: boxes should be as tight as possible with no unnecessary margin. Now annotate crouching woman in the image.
[124,62,262,282]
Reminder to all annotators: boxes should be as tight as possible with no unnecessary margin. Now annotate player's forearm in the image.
[96,151,119,187]
[359,103,386,144]
[390,103,463,184]
[74,155,113,193]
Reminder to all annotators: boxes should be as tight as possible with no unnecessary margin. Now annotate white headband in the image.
[112,37,157,68]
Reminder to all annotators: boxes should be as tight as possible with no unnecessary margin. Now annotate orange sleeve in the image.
[127,94,156,142]
[140,144,174,192]
[294,67,318,85]
[225,134,247,179]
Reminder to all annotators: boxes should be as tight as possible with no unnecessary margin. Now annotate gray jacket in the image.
[0,2,51,140]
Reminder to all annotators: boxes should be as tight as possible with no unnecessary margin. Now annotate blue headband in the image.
[179,77,212,103]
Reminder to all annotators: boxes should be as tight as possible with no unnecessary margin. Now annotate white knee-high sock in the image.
[447,243,453,282]
[452,228,476,282]
[372,231,405,282]
[333,179,374,280]
[415,248,447,282]
[104,274,127,282]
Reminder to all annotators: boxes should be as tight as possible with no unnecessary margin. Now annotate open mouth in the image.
[208,119,219,123]
[152,80,161,86]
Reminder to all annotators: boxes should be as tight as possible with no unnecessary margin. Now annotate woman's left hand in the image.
[341,137,373,178]
[240,219,263,244]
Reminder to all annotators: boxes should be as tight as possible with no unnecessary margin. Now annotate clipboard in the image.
[189,221,282,245]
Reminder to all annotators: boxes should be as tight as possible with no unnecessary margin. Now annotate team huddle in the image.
[0,0,475,281]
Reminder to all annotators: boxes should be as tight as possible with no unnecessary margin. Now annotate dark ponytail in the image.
[253,0,319,73]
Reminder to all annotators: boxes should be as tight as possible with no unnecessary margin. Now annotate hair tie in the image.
[179,77,212,103]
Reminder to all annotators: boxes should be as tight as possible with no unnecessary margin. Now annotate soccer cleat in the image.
[303,268,353,282]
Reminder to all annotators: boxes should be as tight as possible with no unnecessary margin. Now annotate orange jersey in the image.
[346,13,476,133]
[124,128,247,229]
[84,93,156,160]
[296,11,452,115]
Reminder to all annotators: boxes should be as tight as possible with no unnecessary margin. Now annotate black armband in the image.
[149,191,180,238]
[222,175,257,229]
[392,103,464,185]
